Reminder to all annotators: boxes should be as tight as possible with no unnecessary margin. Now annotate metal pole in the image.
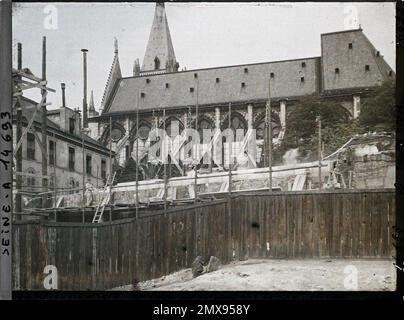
[163,109,167,214]
[268,81,272,192]
[227,102,233,258]
[16,42,22,218]
[228,102,232,195]
[81,49,88,128]
[135,102,139,219]
[82,130,85,221]
[61,83,66,108]
[109,116,113,219]
[194,79,199,203]
[318,117,322,190]
[53,132,56,209]
[41,36,48,207]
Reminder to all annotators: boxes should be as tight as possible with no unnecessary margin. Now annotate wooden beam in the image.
[29,127,47,159]
[13,90,47,156]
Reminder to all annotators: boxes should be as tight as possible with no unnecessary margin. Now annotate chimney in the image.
[81,48,88,128]
[61,83,66,108]
[17,42,22,70]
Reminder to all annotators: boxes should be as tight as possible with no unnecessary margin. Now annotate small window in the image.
[165,83,169,89]
[154,56,160,70]
[68,147,75,171]
[335,68,340,74]
[190,87,194,92]
[146,78,150,84]
[141,92,145,98]
[376,51,380,57]
[270,72,274,78]
[216,77,220,83]
[365,65,370,71]
[194,73,198,79]
[389,70,393,77]
[244,67,248,73]
[101,159,106,180]
[301,62,306,68]
[300,77,305,82]
[348,43,353,49]
[241,82,245,88]
[27,132,35,160]
[86,154,92,175]
[49,140,56,166]
[69,118,75,134]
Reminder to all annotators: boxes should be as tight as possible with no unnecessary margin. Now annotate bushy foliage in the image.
[359,80,395,131]
[278,81,395,162]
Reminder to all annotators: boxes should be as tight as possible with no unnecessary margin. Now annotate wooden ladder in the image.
[92,171,116,223]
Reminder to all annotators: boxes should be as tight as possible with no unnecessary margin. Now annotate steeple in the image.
[100,37,122,113]
[88,90,98,117]
[141,2,179,73]
[133,58,140,76]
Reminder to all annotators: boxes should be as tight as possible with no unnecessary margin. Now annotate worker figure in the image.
[85,179,94,206]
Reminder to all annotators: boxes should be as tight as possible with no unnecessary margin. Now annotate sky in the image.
[12,2,396,112]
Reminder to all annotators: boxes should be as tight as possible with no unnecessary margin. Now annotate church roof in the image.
[141,2,177,72]
[100,38,122,112]
[103,56,320,114]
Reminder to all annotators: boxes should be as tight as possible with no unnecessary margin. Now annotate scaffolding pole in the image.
[16,42,22,217]
[194,78,199,203]
[267,80,272,192]
[135,98,139,219]
[163,109,167,214]
[318,117,322,189]
[228,102,232,195]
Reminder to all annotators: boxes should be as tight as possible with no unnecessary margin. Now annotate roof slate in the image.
[105,57,320,114]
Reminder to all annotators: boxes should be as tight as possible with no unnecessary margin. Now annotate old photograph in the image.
[1,1,398,294]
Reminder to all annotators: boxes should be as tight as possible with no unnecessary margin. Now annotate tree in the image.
[282,95,350,150]
[359,80,395,131]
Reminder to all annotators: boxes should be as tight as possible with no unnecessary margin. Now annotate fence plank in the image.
[13,190,396,290]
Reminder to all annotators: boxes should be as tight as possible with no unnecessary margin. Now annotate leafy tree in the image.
[281,95,350,153]
[359,80,395,131]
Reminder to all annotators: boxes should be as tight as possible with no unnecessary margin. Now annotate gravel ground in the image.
[113,259,396,291]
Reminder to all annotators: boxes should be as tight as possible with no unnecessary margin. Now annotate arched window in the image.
[163,117,184,138]
[222,113,247,134]
[137,124,151,141]
[254,111,281,140]
[110,128,124,142]
[255,121,280,140]
[154,56,160,70]
[198,118,214,141]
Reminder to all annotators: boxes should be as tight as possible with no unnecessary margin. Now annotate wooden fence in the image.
[13,189,395,290]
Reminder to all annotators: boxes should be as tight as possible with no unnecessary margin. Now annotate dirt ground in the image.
[113,259,396,291]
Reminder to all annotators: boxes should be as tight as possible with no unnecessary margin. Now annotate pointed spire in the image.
[141,2,178,73]
[133,58,140,76]
[88,90,99,117]
[100,39,122,113]
[114,37,118,54]
[89,90,95,112]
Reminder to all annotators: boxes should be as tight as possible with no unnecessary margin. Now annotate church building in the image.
[87,2,394,178]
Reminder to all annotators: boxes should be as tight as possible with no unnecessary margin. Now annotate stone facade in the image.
[13,97,112,207]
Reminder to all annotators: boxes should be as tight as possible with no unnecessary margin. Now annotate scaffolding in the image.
[13,41,55,215]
